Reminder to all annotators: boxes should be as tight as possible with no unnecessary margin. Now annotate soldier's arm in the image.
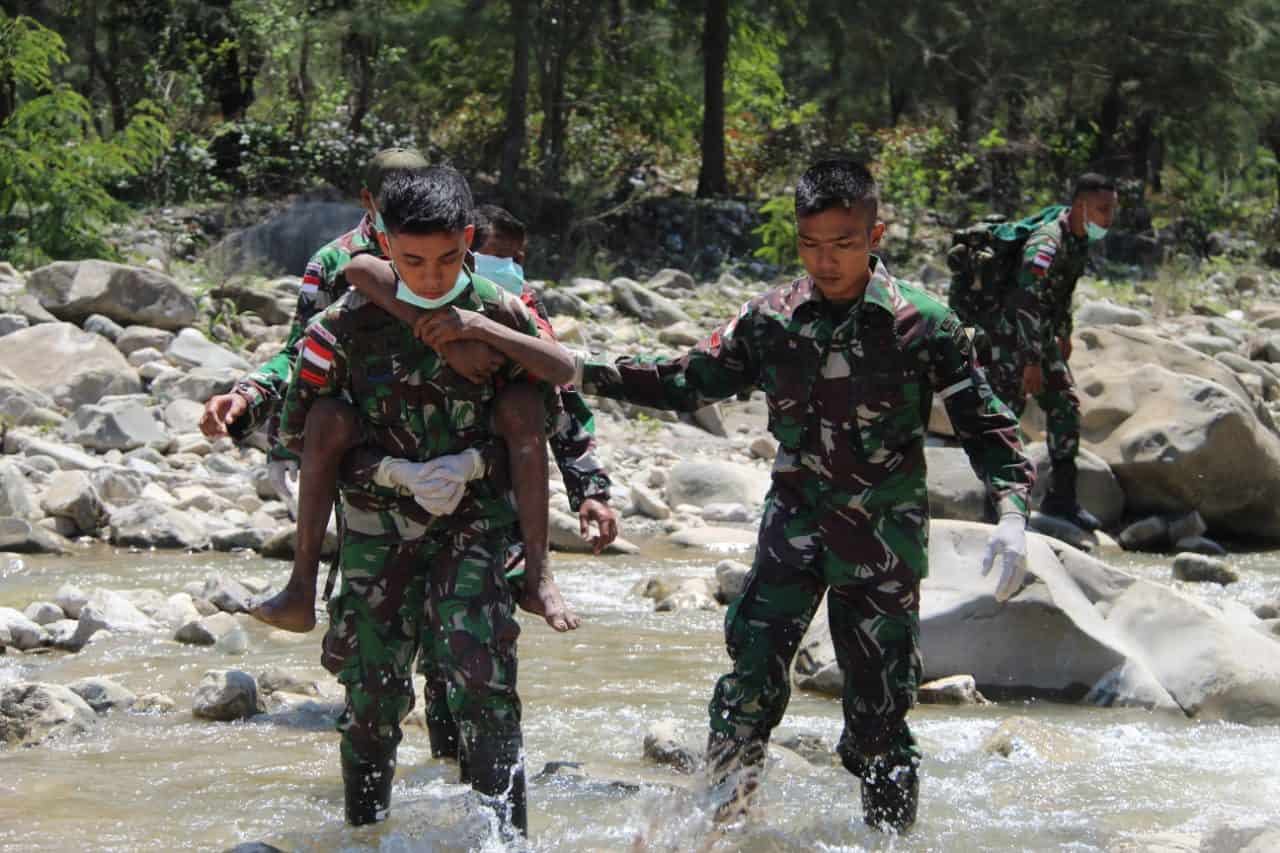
[548,387,612,511]
[420,291,575,385]
[578,302,760,412]
[1009,236,1059,366]
[229,251,345,440]
[278,318,350,456]
[927,312,1033,517]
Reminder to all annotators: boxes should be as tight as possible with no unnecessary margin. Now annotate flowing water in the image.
[2,542,1279,852]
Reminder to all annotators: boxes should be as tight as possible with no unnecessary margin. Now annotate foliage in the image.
[751,193,798,270]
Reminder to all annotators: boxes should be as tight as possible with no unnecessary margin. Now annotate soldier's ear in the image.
[870,221,886,249]
[376,230,392,257]
[463,223,476,249]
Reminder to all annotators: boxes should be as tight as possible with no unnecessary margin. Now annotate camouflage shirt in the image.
[279,274,548,538]
[519,287,612,511]
[581,258,1033,525]
[1005,209,1089,364]
[230,214,381,444]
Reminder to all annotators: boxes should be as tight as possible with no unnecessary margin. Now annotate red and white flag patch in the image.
[301,261,322,294]
[299,337,333,386]
[1031,246,1055,277]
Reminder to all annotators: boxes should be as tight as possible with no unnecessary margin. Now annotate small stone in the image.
[54,584,88,619]
[1173,536,1227,557]
[714,559,750,603]
[191,669,265,721]
[258,667,320,697]
[630,484,671,520]
[1255,600,1280,620]
[1119,516,1169,551]
[23,601,65,626]
[132,693,176,714]
[749,436,778,460]
[175,612,240,646]
[1172,553,1238,585]
[918,674,989,705]
[67,677,136,713]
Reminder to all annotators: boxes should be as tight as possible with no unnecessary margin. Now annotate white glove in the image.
[266,459,299,520]
[374,450,485,516]
[980,513,1028,602]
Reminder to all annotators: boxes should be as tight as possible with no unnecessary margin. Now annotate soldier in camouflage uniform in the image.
[200,148,429,449]
[277,168,577,832]
[959,173,1118,530]
[576,160,1034,832]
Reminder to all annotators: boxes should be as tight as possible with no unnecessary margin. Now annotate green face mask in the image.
[1083,205,1108,243]
[395,270,471,309]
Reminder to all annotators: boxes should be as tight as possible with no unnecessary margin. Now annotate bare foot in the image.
[518,570,580,632]
[249,580,317,633]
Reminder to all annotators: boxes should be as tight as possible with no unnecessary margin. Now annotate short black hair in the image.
[472,204,527,253]
[377,165,473,236]
[795,158,878,222]
[1073,172,1116,199]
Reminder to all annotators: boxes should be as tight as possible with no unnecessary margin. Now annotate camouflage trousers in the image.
[975,331,1080,468]
[708,487,924,775]
[322,519,522,764]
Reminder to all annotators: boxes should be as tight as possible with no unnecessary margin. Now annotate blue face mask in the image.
[473,252,525,294]
[1085,221,1108,243]
[396,269,471,309]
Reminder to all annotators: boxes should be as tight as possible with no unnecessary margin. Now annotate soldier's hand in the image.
[1021,364,1044,396]
[980,513,1028,602]
[415,307,493,350]
[441,339,506,384]
[1059,336,1073,360]
[579,498,618,555]
[200,392,248,438]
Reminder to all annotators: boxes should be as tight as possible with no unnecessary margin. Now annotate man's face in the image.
[1079,190,1119,231]
[797,205,884,301]
[377,224,475,299]
[480,232,527,265]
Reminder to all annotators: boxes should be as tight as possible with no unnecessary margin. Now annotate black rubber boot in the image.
[341,748,395,826]
[704,731,767,823]
[1040,459,1102,531]
[860,756,918,833]
[425,697,460,761]
[464,733,528,838]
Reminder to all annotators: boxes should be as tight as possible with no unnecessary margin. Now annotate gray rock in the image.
[165,328,250,372]
[39,470,106,533]
[1119,516,1169,551]
[1167,510,1208,544]
[665,526,757,550]
[0,322,135,400]
[642,719,698,773]
[918,674,989,705]
[926,445,986,522]
[1181,334,1236,357]
[610,278,693,326]
[43,618,81,650]
[211,527,272,552]
[1075,301,1149,327]
[154,593,201,629]
[691,403,728,437]
[0,459,39,520]
[664,460,769,510]
[630,484,671,520]
[0,607,48,650]
[0,682,98,745]
[89,467,147,506]
[82,314,124,342]
[258,667,320,697]
[201,573,256,614]
[192,669,265,721]
[126,346,165,367]
[209,200,364,277]
[749,436,778,460]
[1027,444,1125,529]
[148,366,240,404]
[107,500,210,550]
[23,602,65,626]
[115,325,175,356]
[1172,553,1238,585]
[67,677,136,713]
[208,281,294,326]
[0,313,29,337]
[1173,535,1227,556]
[76,590,156,638]
[163,399,205,433]
[0,374,63,428]
[1256,600,1280,620]
[0,517,73,554]
[657,321,704,347]
[548,509,640,554]
[5,432,101,471]
[54,584,88,619]
[539,289,589,318]
[702,502,750,523]
[259,523,338,560]
[648,268,696,292]
[25,260,197,330]
[175,612,241,646]
[132,693,177,714]
[714,559,750,603]
[51,366,143,410]
[1028,512,1096,552]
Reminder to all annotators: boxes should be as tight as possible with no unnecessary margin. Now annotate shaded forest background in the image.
[3,0,1280,279]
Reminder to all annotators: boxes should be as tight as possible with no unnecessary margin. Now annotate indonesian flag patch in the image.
[300,337,333,386]
[301,261,323,294]
[1031,245,1056,277]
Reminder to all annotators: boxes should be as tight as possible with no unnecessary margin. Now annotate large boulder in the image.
[115,325,175,357]
[60,401,170,453]
[165,328,251,372]
[0,607,48,651]
[794,520,1280,723]
[107,500,210,550]
[49,366,142,410]
[1025,443,1125,529]
[39,470,107,533]
[609,278,693,327]
[209,281,294,326]
[25,261,197,331]
[1074,301,1150,328]
[209,201,364,277]
[0,459,40,520]
[1071,325,1252,405]
[0,372,63,428]
[1074,362,1280,539]
[149,366,241,404]
[0,323,134,399]
[0,517,72,554]
[664,460,769,510]
[0,683,98,745]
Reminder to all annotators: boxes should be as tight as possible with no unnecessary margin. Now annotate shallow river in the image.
[2,542,1279,852]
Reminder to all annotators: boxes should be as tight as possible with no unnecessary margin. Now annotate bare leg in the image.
[494,382,580,632]
[252,399,361,632]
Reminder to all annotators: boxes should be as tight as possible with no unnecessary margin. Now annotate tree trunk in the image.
[695,0,730,198]
[1131,109,1155,184]
[499,0,532,202]
[102,0,127,133]
[292,22,313,138]
[537,0,598,196]
[345,21,375,135]
[1095,77,1123,168]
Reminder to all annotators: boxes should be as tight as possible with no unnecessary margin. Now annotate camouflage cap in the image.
[363,148,429,195]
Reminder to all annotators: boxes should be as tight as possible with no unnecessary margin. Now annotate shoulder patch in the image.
[301,261,323,293]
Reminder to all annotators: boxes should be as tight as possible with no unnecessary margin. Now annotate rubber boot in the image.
[465,732,528,839]
[704,731,767,823]
[425,689,460,761]
[860,756,918,833]
[1039,459,1101,531]
[342,747,395,826]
